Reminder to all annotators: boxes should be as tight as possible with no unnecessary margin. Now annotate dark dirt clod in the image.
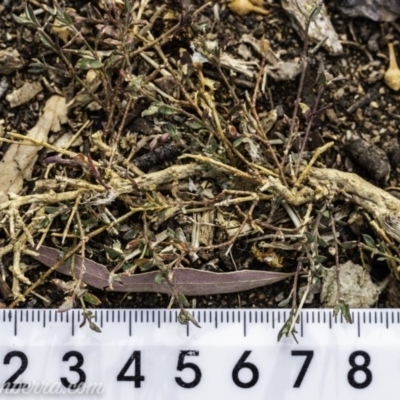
[133,143,181,171]
[344,138,391,181]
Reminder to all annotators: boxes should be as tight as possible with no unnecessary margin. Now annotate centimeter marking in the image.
[2,309,400,400]
[1,308,398,337]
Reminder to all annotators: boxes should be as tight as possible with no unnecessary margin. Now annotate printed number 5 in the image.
[175,350,202,389]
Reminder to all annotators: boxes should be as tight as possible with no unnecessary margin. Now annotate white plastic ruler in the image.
[0,308,399,399]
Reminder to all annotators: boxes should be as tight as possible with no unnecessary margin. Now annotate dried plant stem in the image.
[181,154,262,184]
[329,204,342,302]
[294,141,334,187]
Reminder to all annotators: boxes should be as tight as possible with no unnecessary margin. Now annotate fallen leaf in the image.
[0,96,68,202]
[31,245,295,296]
[6,81,42,108]
[281,0,343,55]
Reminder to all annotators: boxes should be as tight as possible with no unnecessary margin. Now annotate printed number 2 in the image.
[291,351,314,388]
[3,351,29,389]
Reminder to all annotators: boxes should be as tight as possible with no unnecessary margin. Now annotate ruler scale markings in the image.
[299,312,303,337]
[2,309,400,400]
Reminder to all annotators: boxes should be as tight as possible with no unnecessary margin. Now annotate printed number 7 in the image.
[291,351,314,388]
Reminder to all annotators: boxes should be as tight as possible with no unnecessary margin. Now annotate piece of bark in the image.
[339,0,400,22]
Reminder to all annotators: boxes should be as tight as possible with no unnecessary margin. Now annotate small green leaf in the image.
[25,4,39,25]
[104,54,123,69]
[178,292,190,308]
[362,234,375,248]
[59,10,73,25]
[187,119,204,129]
[12,13,35,26]
[134,258,155,271]
[317,237,329,248]
[141,103,159,117]
[35,217,50,230]
[178,309,201,328]
[340,241,355,250]
[38,32,56,51]
[76,58,103,70]
[83,292,101,306]
[89,321,102,333]
[45,206,60,214]
[304,232,315,243]
[154,273,164,284]
[313,255,327,264]
[28,62,47,74]
[333,301,352,324]
[158,105,175,115]
[233,137,244,147]
[104,247,123,260]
